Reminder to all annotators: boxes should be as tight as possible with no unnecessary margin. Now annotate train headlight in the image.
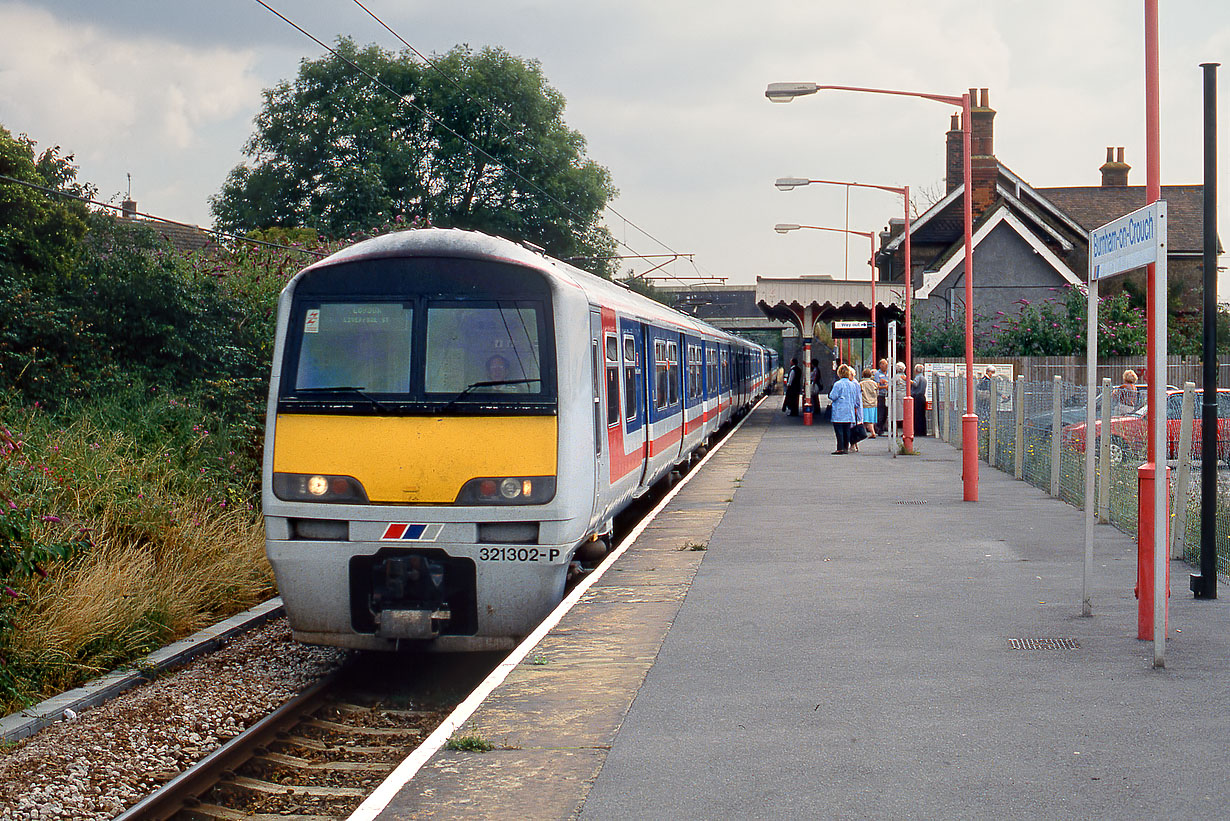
[273,473,369,504]
[456,476,556,505]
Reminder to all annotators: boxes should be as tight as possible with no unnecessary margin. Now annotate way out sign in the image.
[1084,199,1168,667]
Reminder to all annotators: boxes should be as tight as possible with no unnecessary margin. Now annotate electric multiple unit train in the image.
[262,229,775,651]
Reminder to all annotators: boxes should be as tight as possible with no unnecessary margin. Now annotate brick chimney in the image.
[121,198,137,219]
[945,113,962,194]
[1099,146,1130,187]
[968,88,998,217]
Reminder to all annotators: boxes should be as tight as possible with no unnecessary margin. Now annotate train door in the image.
[620,319,647,478]
[589,310,606,517]
[638,323,655,487]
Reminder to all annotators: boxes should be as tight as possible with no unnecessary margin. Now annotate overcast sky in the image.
[2,0,1227,295]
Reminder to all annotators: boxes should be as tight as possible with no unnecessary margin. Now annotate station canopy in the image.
[754,276,906,329]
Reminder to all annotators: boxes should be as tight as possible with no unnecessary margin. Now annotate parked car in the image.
[1064,388,1230,465]
[1025,385,1148,433]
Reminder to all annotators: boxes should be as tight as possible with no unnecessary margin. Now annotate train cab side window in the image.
[605,333,620,427]
[623,335,638,420]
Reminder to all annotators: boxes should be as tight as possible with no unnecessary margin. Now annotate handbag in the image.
[849,423,868,445]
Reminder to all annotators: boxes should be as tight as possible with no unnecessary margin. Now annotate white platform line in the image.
[347,399,763,821]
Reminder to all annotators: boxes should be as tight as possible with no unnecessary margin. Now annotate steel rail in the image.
[114,673,338,821]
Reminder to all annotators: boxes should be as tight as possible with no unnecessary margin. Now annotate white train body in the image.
[262,229,772,651]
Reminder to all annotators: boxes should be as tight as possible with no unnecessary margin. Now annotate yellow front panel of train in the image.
[273,415,558,503]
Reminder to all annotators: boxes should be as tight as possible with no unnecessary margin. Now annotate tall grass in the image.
[0,388,273,712]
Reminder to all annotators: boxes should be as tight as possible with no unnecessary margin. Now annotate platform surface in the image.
[375,402,1230,820]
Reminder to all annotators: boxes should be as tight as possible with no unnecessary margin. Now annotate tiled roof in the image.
[1034,185,1208,252]
[148,219,215,253]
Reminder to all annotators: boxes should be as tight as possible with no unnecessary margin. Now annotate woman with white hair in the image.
[893,361,908,429]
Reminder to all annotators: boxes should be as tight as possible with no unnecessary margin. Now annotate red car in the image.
[1064,388,1230,466]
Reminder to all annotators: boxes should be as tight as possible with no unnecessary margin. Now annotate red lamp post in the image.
[767,82,976,500]
[776,177,915,451]
[774,224,878,334]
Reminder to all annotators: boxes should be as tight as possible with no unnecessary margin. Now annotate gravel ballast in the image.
[0,618,346,820]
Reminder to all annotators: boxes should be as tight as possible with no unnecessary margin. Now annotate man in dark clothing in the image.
[783,358,802,416]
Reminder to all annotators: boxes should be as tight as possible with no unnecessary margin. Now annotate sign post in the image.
[887,322,898,452]
[1087,200,1168,665]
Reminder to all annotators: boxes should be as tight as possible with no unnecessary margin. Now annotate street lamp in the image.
[767,82,977,501]
[775,176,915,452]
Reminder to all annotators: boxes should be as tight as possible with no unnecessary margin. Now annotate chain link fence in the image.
[930,374,1228,579]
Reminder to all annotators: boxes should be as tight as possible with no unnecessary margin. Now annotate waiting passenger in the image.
[859,368,878,439]
[1112,369,1139,413]
[911,363,929,437]
[828,364,860,454]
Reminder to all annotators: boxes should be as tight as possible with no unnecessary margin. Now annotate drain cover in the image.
[1008,637,1080,650]
[893,500,928,505]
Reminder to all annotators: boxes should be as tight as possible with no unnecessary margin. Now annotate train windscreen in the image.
[279,257,556,413]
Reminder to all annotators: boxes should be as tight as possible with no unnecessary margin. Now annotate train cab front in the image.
[262,247,590,651]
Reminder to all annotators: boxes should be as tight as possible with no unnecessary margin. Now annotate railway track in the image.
[116,653,498,821]
[111,413,747,820]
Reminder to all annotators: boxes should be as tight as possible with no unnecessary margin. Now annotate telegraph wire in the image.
[347,0,697,277]
[256,0,707,290]
[251,0,638,266]
[0,173,328,258]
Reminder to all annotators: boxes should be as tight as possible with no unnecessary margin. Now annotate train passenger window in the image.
[691,345,703,401]
[424,303,542,395]
[623,335,638,420]
[708,347,717,396]
[654,340,668,411]
[667,341,679,406]
[295,302,413,393]
[605,333,620,427]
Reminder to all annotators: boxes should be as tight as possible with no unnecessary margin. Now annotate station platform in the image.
[367,400,1230,820]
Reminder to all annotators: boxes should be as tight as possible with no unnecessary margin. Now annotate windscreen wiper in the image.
[292,386,391,413]
[440,379,542,413]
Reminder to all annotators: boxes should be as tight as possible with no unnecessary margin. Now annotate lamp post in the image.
[774,222,878,426]
[767,82,977,500]
[776,177,915,452]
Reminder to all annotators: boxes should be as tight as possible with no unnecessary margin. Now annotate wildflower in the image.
[40,515,60,523]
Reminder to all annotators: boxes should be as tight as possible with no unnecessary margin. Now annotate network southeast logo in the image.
[380,523,444,541]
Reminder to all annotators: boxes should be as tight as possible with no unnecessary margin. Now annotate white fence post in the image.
[1014,376,1025,480]
[1097,377,1113,522]
[1050,375,1062,497]
[956,376,964,450]
[944,376,953,444]
[1171,381,1197,559]
[989,376,999,467]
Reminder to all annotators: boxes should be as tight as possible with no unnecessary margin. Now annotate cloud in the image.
[0,4,261,150]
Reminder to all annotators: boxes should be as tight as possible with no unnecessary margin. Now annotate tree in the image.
[211,39,619,277]
[0,125,91,288]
